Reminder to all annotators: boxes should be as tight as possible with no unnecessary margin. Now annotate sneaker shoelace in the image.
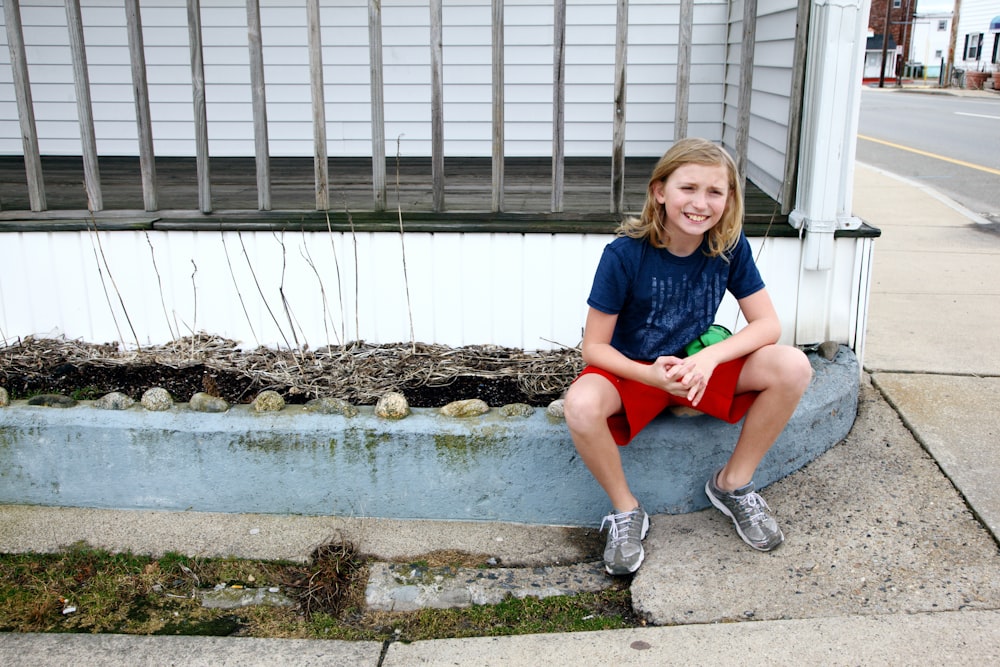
[601,510,640,545]
[735,492,771,527]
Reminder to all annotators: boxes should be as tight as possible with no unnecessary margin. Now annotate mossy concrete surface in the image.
[0,349,858,526]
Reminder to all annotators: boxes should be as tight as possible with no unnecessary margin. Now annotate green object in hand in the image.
[683,324,733,357]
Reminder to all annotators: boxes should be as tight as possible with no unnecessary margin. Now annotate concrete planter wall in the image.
[0,349,859,526]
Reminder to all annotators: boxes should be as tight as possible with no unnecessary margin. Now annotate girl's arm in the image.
[581,307,688,390]
[666,287,781,404]
[702,287,781,364]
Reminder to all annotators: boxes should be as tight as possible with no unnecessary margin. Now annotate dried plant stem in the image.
[237,231,292,350]
[395,135,416,353]
[344,202,360,342]
[220,231,260,347]
[300,238,340,349]
[273,230,304,352]
[144,232,179,341]
[324,208,347,349]
[85,212,139,350]
[187,260,198,346]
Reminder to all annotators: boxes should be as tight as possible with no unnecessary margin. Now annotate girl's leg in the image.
[563,373,639,512]
[565,373,650,574]
[716,344,813,491]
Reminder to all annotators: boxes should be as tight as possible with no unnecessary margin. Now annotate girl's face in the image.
[653,161,730,248]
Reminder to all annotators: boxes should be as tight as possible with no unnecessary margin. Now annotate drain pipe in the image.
[790,0,869,345]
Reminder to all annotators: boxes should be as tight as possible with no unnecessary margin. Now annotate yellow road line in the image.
[857,134,1000,176]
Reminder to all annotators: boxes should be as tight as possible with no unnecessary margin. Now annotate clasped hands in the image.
[648,354,716,406]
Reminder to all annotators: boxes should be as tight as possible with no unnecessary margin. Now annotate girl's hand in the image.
[655,353,717,406]
[650,356,695,399]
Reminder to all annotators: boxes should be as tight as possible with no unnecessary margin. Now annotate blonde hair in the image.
[617,138,743,257]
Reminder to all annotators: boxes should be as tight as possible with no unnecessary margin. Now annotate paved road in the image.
[857,87,1000,222]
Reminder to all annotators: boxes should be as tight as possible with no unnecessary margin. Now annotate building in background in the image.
[908,11,953,82]
[952,1,1000,74]
[866,0,918,84]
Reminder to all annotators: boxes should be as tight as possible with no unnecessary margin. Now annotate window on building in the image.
[937,20,947,31]
[893,0,901,7]
[934,49,943,59]
[964,33,983,61]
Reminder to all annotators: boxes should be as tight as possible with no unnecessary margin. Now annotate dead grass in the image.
[0,334,583,405]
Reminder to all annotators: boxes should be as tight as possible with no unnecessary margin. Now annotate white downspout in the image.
[790,0,870,342]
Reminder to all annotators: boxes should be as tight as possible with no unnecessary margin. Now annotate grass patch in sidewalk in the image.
[0,540,639,641]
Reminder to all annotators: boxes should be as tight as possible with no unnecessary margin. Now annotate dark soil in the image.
[4,362,550,407]
[0,338,578,408]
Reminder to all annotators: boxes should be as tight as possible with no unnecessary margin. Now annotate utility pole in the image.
[946,0,962,87]
[879,0,892,88]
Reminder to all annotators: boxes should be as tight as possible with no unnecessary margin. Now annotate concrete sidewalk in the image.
[3,161,1000,663]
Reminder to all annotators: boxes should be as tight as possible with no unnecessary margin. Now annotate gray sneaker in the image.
[600,506,649,575]
[705,470,784,551]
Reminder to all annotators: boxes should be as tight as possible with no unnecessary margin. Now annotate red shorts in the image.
[575,357,758,446]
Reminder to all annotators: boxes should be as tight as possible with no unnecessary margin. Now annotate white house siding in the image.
[0,230,871,350]
[721,0,800,203]
[909,13,952,79]
[3,0,793,182]
[954,0,999,69]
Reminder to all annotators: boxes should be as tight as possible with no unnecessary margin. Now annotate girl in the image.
[564,138,812,575]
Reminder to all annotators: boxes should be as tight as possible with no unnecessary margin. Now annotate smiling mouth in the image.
[685,213,709,222]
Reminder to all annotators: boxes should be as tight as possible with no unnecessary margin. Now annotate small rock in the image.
[252,390,285,412]
[440,398,490,418]
[375,392,410,419]
[0,387,8,407]
[200,586,296,610]
[141,387,173,411]
[818,341,840,361]
[189,392,230,413]
[305,396,359,417]
[499,402,534,418]
[545,398,565,419]
[94,391,135,410]
[27,394,77,408]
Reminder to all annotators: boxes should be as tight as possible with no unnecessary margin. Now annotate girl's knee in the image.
[752,344,812,393]
[563,378,616,431]
[562,385,592,430]
[780,345,813,392]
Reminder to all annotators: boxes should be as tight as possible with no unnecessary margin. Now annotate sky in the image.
[916,0,955,13]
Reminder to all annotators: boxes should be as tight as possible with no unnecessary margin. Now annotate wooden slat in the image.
[65,0,103,212]
[551,0,566,213]
[306,0,329,211]
[491,0,504,213]
[782,0,811,215]
[124,0,158,212]
[186,0,212,213]
[675,0,693,140]
[246,0,271,211]
[735,0,758,190]
[368,0,386,212]
[2,0,46,211]
[611,0,628,214]
[430,0,445,212]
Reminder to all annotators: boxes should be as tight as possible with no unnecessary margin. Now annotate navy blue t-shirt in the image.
[586,233,765,361]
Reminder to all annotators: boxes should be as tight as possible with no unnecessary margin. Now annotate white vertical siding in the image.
[0,229,869,350]
[956,1,999,66]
